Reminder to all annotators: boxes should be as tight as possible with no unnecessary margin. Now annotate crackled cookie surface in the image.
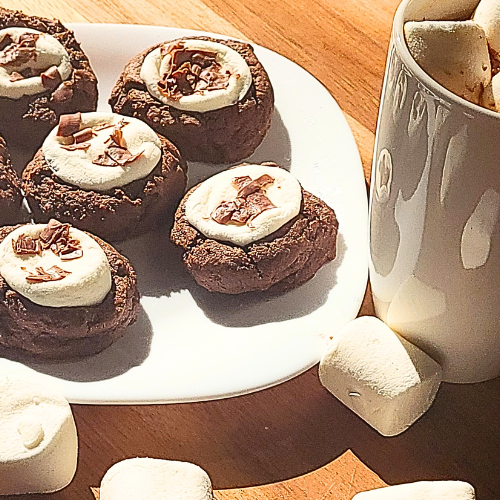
[171,163,338,294]
[110,36,274,163]
[23,112,187,241]
[0,220,139,360]
[0,8,98,151]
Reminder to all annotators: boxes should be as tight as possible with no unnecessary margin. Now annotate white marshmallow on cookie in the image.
[184,164,302,246]
[318,316,442,437]
[352,480,475,499]
[141,39,252,113]
[100,458,214,500]
[0,222,111,307]
[42,112,162,192]
[474,0,500,57]
[0,28,72,99]
[0,375,78,495]
[404,20,491,104]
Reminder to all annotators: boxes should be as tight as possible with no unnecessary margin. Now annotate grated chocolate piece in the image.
[60,142,91,151]
[235,174,274,197]
[12,234,40,255]
[25,265,71,283]
[93,146,143,167]
[211,174,276,225]
[40,65,62,90]
[9,71,24,82]
[56,112,81,137]
[0,32,39,66]
[50,81,74,103]
[73,127,95,144]
[158,43,231,100]
[39,219,71,250]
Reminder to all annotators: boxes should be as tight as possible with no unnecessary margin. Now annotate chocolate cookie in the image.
[171,163,338,294]
[0,221,139,360]
[0,8,98,152]
[0,134,23,225]
[109,37,274,164]
[22,112,188,242]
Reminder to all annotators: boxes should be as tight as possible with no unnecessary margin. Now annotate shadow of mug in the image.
[369,0,500,383]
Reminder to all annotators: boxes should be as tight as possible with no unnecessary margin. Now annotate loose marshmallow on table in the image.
[0,375,78,495]
[352,480,475,499]
[404,20,491,105]
[100,457,214,500]
[318,316,442,436]
[474,0,500,56]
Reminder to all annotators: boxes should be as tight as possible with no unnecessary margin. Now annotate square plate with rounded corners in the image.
[0,24,368,404]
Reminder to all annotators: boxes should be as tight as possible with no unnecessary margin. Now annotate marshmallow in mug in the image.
[474,0,500,56]
[404,20,491,105]
[0,375,78,495]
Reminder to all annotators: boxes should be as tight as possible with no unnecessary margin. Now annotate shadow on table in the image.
[71,368,500,499]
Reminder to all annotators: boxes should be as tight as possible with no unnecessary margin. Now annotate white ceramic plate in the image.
[0,24,368,404]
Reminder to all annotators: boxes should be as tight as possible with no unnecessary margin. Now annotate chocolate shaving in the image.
[59,239,83,260]
[12,234,41,255]
[9,71,24,82]
[211,200,239,225]
[93,146,143,166]
[50,81,74,103]
[61,142,91,151]
[26,265,71,283]
[211,175,277,226]
[40,65,62,90]
[0,34,14,52]
[38,220,84,260]
[0,32,39,66]
[57,112,81,137]
[73,127,95,144]
[39,219,70,250]
[158,42,231,100]
[110,127,126,148]
[94,123,114,131]
[234,174,274,198]
[92,120,141,167]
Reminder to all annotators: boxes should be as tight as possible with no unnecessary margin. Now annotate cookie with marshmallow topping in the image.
[171,163,338,294]
[22,111,187,242]
[109,36,274,163]
[0,219,138,360]
[0,7,98,152]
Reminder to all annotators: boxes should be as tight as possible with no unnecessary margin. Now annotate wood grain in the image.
[0,1,499,500]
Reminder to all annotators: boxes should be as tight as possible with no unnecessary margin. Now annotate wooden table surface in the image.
[1,0,500,499]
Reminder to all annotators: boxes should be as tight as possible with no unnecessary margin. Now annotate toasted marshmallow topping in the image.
[141,39,252,113]
[42,112,162,192]
[0,223,112,307]
[185,164,302,246]
[0,28,72,99]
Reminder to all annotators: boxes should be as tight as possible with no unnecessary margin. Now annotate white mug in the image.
[369,0,500,383]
